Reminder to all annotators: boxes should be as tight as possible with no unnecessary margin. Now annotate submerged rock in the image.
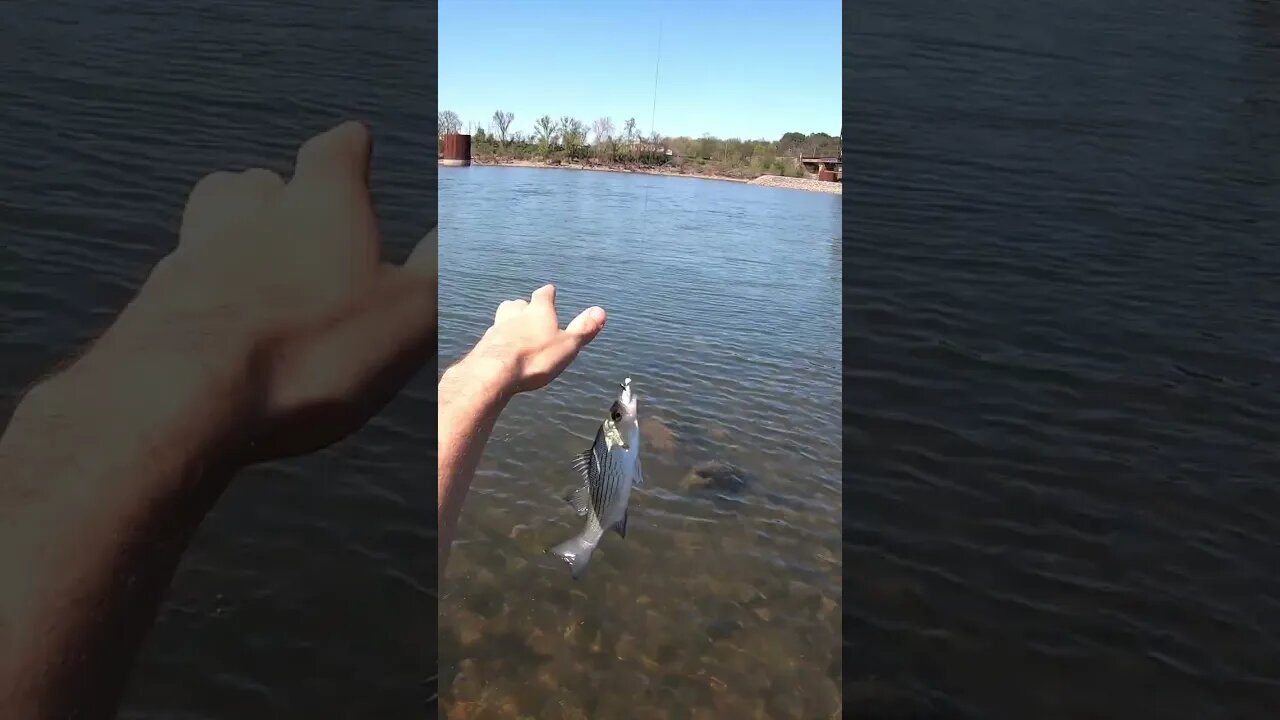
[706,617,743,641]
[640,416,679,454]
[682,461,751,494]
[705,424,732,442]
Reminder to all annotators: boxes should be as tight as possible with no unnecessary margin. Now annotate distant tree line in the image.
[438,109,840,178]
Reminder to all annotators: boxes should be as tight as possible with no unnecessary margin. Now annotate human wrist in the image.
[0,315,255,627]
[444,346,520,406]
[29,288,263,475]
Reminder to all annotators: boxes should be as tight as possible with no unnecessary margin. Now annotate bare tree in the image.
[492,110,514,146]
[624,117,638,144]
[438,110,461,136]
[592,117,615,155]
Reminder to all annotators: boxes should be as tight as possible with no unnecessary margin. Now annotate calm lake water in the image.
[1,2,435,716]
[850,0,1280,717]
[438,165,843,718]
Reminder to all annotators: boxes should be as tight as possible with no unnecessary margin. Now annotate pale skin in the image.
[0,119,600,718]
[437,285,606,572]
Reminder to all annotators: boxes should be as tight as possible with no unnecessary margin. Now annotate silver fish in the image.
[549,377,644,579]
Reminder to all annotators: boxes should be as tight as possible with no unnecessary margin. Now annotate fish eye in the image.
[611,410,621,421]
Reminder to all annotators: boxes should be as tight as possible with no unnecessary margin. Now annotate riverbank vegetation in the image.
[438,109,840,180]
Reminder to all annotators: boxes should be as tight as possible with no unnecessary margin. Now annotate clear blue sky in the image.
[439,0,840,142]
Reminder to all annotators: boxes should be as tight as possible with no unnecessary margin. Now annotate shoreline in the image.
[450,157,748,184]
[438,158,842,194]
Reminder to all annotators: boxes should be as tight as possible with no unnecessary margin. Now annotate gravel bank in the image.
[747,175,843,194]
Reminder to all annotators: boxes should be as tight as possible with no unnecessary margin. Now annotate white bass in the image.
[548,377,644,579]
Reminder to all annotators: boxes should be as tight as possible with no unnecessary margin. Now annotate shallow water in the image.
[438,166,843,719]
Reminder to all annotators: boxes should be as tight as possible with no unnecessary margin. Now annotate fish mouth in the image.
[614,379,640,417]
[616,377,638,418]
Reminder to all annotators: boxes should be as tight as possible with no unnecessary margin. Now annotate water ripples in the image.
[849,0,1280,715]
[2,2,435,716]
[439,165,841,718]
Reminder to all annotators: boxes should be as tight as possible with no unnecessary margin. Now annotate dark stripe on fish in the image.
[602,448,618,518]
[575,420,632,525]
[598,438,615,518]
[588,424,607,518]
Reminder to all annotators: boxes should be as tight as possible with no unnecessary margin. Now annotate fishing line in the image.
[648,19,662,147]
[641,18,662,223]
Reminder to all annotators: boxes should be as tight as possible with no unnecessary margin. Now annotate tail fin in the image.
[548,533,598,580]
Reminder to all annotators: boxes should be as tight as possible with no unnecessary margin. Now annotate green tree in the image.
[621,117,638,159]
[534,115,556,155]
[455,104,843,177]
[668,135,694,158]
[694,133,713,160]
[778,131,805,157]
[779,131,805,146]
[558,117,586,158]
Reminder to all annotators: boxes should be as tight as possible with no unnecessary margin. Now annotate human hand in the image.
[118,120,437,462]
[468,284,606,396]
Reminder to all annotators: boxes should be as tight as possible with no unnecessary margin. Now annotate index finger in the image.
[293,120,372,189]
[530,283,557,309]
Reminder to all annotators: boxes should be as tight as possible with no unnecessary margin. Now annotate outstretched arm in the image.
[437,285,605,573]
[0,121,437,719]
[0,302,255,717]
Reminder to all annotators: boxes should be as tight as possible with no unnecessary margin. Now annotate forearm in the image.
[436,355,513,573]
[0,304,255,718]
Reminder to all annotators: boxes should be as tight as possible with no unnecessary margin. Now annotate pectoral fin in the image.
[614,510,628,539]
[570,448,593,483]
[635,457,645,486]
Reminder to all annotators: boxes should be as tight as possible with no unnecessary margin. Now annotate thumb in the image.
[272,272,436,417]
[563,306,607,347]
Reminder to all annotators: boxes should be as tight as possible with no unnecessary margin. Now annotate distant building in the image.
[799,154,842,182]
[626,140,672,155]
